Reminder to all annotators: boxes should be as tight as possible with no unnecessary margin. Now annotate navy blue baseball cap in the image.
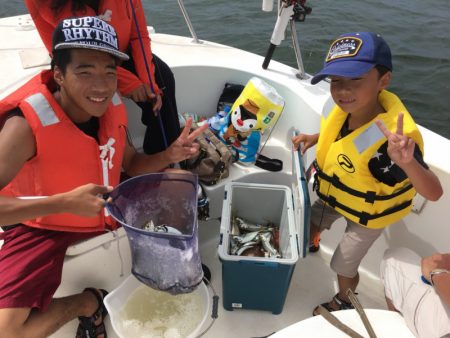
[311,32,392,85]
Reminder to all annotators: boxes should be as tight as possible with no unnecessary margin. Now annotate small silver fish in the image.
[231,216,241,236]
[142,221,182,235]
[259,232,281,258]
[234,241,259,256]
[143,220,156,231]
[233,231,260,245]
[235,217,272,232]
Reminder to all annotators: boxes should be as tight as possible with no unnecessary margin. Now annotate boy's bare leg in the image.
[323,273,360,310]
[337,273,359,303]
[313,273,360,314]
[0,290,98,338]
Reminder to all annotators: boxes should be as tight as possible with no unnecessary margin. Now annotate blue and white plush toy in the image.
[212,77,285,165]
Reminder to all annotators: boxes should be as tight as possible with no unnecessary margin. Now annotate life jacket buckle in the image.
[365,191,376,204]
[359,212,370,226]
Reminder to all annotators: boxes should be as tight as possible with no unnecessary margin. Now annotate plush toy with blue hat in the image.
[216,77,285,165]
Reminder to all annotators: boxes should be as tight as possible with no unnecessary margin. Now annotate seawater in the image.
[2,0,449,138]
[143,0,450,139]
[119,284,205,338]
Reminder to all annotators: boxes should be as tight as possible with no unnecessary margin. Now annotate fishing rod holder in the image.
[262,0,312,79]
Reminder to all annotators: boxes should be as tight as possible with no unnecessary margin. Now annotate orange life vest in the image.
[0,70,128,232]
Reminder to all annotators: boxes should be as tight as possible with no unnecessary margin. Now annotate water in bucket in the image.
[106,172,203,294]
[104,275,210,338]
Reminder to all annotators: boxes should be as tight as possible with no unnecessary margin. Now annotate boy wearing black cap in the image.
[292,32,442,314]
[0,16,205,337]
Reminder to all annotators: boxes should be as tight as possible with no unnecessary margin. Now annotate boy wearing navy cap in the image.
[0,16,205,338]
[292,32,442,314]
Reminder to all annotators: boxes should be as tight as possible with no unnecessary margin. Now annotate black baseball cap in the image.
[52,16,129,61]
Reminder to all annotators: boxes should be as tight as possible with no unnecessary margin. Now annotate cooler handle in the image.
[240,260,279,268]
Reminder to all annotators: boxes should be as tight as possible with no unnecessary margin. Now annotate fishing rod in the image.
[262,0,312,70]
[128,0,168,149]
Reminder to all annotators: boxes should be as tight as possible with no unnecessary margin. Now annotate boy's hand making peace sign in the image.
[375,112,415,167]
[165,117,208,163]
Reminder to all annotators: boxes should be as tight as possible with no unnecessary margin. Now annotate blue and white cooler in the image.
[218,148,311,314]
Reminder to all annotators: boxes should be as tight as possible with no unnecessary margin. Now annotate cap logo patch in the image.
[326,37,362,62]
[60,17,118,49]
[52,16,129,61]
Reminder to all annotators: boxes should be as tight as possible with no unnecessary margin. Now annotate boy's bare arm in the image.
[0,117,111,225]
[122,118,207,176]
[398,157,442,201]
[375,113,443,201]
[292,133,319,154]
[421,253,450,307]
[0,116,36,190]
[0,184,112,226]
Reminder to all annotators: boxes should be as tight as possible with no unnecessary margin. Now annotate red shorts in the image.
[0,225,100,311]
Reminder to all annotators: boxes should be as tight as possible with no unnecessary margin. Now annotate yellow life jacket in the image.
[315,90,424,229]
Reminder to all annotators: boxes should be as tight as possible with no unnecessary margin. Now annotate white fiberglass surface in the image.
[1,15,439,337]
[52,218,386,338]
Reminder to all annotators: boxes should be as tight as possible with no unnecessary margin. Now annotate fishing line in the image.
[128,0,168,149]
[105,229,125,277]
[312,170,332,247]
[317,183,331,230]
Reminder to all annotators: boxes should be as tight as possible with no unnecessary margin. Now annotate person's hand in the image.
[60,184,113,217]
[292,133,318,154]
[421,253,450,283]
[152,93,163,113]
[127,84,162,114]
[165,118,208,163]
[375,113,415,167]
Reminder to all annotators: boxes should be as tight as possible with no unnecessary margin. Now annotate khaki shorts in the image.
[311,199,384,278]
[380,247,450,338]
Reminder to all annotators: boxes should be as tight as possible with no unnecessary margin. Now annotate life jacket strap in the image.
[313,160,413,204]
[316,189,412,226]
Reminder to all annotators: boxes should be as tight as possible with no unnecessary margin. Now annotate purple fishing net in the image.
[106,172,203,294]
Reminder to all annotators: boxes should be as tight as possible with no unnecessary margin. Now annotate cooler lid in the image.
[291,131,311,258]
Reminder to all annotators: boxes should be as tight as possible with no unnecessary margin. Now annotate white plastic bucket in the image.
[104,275,210,338]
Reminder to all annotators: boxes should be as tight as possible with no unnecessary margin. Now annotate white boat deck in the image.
[1,13,446,338]
[50,219,388,338]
